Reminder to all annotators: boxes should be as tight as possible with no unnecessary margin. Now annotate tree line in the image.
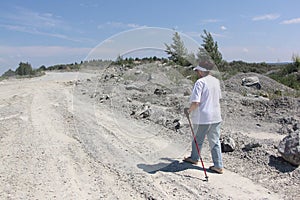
[2,62,39,77]
[1,61,82,78]
[1,30,299,90]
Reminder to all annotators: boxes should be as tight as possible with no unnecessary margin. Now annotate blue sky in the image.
[1,0,300,74]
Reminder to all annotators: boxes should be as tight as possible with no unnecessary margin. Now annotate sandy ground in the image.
[0,72,294,199]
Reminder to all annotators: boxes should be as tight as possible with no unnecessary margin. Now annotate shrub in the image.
[15,62,33,76]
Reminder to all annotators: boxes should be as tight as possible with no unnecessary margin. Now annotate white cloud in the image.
[252,14,280,21]
[220,26,227,31]
[211,32,226,38]
[280,18,300,24]
[0,23,92,43]
[200,19,220,24]
[1,24,67,39]
[4,7,66,29]
[242,48,249,53]
[127,23,140,28]
[0,7,93,43]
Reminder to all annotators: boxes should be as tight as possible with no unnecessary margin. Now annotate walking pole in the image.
[185,112,209,181]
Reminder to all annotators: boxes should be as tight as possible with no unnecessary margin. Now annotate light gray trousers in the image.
[190,122,223,168]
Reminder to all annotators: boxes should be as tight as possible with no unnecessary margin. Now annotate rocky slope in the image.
[0,63,299,199]
[75,63,300,199]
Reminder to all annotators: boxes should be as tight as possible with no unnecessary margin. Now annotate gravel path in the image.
[0,71,298,199]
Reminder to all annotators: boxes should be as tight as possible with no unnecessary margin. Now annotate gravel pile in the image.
[76,63,300,199]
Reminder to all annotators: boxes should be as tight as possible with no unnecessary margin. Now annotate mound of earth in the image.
[73,63,300,199]
[1,64,299,199]
[224,72,295,96]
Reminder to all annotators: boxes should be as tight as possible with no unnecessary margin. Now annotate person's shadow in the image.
[137,158,209,181]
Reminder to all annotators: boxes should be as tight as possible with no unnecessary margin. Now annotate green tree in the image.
[15,62,33,76]
[165,32,190,66]
[115,54,124,65]
[39,65,46,71]
[200,30,223,66]
[2,69,15,77]
[268,54,300,90]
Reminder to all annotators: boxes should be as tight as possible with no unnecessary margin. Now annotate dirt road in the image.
[0,72,284,199]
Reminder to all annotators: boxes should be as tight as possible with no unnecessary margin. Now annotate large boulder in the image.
[278,131,300,166]
[242,76,261,89]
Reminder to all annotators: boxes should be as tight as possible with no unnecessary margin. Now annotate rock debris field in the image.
[0,62,299,199]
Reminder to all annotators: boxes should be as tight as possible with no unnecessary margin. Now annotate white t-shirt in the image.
[189,75,222,124]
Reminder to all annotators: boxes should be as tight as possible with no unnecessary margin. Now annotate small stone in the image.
[221,135,236,152]
[127,97,132,102]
